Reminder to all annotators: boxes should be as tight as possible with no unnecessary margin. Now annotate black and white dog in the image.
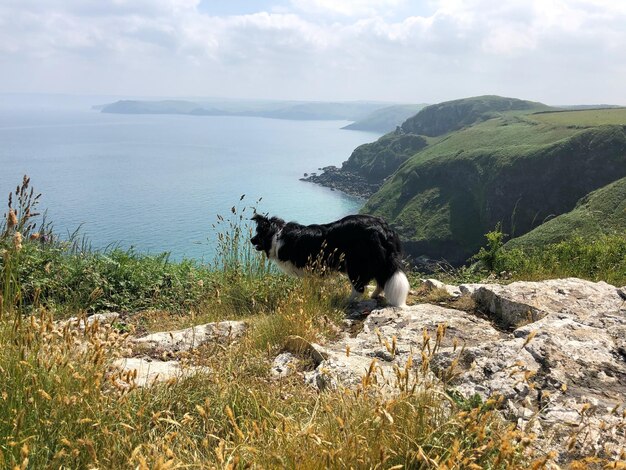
[250,214,410,307]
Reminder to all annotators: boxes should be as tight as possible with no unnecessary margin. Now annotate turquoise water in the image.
[0,107,380,261]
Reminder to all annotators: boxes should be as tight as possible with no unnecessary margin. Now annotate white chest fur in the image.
[269,234,306,277]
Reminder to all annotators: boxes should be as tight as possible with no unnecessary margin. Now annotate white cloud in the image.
[0,0,625,104]
[290,0,407,17]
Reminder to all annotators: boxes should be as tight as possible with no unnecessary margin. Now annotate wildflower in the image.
[13,231,23,251]
[7,209,17,228]
[30,233,40,241]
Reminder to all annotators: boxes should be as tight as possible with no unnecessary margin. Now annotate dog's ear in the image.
[270,216,286,228]
[251,213,268,225]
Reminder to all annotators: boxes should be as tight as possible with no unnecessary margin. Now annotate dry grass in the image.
[409,285,453,305]
[447,294,477,313]
[409,284,479,315]
[0,300,535,469]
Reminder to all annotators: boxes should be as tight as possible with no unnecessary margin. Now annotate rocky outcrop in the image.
[113,321,246,387]
[111,357,204,388]
[468,277,626,329]
[301,131,428,198]
[303,303,503,391]
[300,166,379,199]
[292,278,626,462]
[132,321,247,357]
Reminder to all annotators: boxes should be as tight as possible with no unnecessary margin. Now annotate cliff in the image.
[354,99,626,263]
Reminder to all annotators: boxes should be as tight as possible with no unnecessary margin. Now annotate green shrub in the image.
[471,223,506,272]
[0,181,297,317]
[475,230,626,285]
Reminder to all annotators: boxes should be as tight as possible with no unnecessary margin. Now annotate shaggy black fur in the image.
[251,213,405,295]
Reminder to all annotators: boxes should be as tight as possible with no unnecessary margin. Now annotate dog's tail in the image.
[384,270,410,307]
[379,223,409,307]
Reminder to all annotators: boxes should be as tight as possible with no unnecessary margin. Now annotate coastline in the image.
[300,166,381,200]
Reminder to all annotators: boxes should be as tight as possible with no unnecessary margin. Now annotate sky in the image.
[1,0,625,105]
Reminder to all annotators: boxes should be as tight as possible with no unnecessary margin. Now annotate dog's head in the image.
[250,213,285,256]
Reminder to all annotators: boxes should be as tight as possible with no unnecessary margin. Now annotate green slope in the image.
[531,108,626,127]
[337,96,554,186]
[505,177,626,249]
[362,102,626,264]
[342,132,428,182]
[342,104,427,133]
[401,95,551,137]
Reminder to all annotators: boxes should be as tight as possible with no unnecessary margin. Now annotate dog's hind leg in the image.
[371,284,383,299]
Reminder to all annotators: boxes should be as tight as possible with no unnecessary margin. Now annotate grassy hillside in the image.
[362,100,626,264]
[342,104,427,133]
[531,107,626,127]
[333,96,555,189]
[401,95,552,137]
[505,176,626,249]
[342,132,428,182]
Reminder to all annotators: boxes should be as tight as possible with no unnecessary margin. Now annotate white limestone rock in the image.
[112,357,205,388]
[133,320,247,355]
[421,278,462,298]
[305,278,626,463]
[271,352,299,379]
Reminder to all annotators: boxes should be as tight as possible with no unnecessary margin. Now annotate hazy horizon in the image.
[1,92,624,110]
[1,1,625,106]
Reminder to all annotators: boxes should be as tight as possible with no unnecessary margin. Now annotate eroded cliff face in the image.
[301,132,428,199]
[306,97,626,265]
[364,125,626,264]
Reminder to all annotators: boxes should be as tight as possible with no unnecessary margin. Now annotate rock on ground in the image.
[111,357,202,388]
[305,303,503,391]
[133,321,247,356]
[271,352,299,379]
[421,278,462,298]
[469,277,626,329]
[61,311,121,330]
[301,278,626,463]
[110,321,246,387]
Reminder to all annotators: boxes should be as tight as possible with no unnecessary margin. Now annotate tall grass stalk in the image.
[1,176,46,321]
[212,196,271,278]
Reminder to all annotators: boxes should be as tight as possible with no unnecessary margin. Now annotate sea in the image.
[0,100,381,262]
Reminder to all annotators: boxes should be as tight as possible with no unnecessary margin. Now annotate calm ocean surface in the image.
[0,105,380,261]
